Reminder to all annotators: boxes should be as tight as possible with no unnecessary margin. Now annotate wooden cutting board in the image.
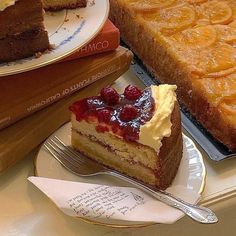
[0,50,133,173]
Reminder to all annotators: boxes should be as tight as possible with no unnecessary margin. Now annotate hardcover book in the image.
[63,20,120,61]
[0,63,132,173]
[0,47,133,130]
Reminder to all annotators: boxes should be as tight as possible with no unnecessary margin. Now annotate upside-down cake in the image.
[109,0,236,151]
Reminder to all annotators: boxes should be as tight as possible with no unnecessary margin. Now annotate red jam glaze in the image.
[70,86,155,142]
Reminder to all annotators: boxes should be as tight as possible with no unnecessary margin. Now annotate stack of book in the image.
[0,20,133,173]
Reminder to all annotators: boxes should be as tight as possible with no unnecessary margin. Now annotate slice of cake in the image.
[70,85,183,190]
[0,0,50,63]
[0,0,88,63]
[109,0,236,151]
[42,0,87,11]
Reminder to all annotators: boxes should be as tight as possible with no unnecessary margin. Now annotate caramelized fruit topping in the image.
[156,5,196,34]
[200,1,233,25]
[215,24,236,43]
[171,25,217,48]
[129,0,176,12]
[142,5,195,25]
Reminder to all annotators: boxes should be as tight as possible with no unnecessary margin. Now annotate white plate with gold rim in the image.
[0,0,109,77]
[34,122,206,228]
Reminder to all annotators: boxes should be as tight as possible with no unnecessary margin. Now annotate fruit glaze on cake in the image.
[0,0,50,63]
[70,85,183,190]
[109,0,236,151]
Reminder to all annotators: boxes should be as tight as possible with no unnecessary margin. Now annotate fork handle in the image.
[106,170,218,224]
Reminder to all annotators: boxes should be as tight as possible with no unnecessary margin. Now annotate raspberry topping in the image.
[100,86,119,105]
[69,99,89,121]
[97,108,112,123]
[70,85,154,142]
[124,85,142,100]
[120,105,138,122]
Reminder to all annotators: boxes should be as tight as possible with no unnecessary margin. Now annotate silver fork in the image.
[44,136,218,224]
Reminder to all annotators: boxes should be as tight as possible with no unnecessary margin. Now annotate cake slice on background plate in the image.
[0,0,87,63]
[0,0,50,63]
[70,84,183,190]
[43,0,87,11]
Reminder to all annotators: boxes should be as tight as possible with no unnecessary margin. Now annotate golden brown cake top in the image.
[123,0,236,126]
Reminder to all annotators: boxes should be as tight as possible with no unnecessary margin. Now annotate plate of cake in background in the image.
[0,0,109,76]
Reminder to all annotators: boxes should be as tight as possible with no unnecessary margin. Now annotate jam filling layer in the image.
[73,128,159,172]
[70,85,155,142]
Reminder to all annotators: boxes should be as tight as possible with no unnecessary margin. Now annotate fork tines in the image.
[44,136,104,175]
[49,137,87,163]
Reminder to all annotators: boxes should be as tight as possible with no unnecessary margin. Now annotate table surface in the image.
[1,70,236,236]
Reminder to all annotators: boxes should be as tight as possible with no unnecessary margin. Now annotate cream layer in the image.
[139,85,177,153]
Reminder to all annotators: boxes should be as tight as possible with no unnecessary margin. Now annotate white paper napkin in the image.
[28,176,200,224]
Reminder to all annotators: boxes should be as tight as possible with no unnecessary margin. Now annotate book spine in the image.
[0,50,131,130]
[63,28,120,61]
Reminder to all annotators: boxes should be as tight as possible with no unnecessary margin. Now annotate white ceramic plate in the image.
[0,0,109,77]
[35,122,206,227]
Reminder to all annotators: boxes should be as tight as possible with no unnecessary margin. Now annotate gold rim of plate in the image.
[34,133,206,228]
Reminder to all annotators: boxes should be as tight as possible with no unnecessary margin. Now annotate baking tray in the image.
[128,52,236,162]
